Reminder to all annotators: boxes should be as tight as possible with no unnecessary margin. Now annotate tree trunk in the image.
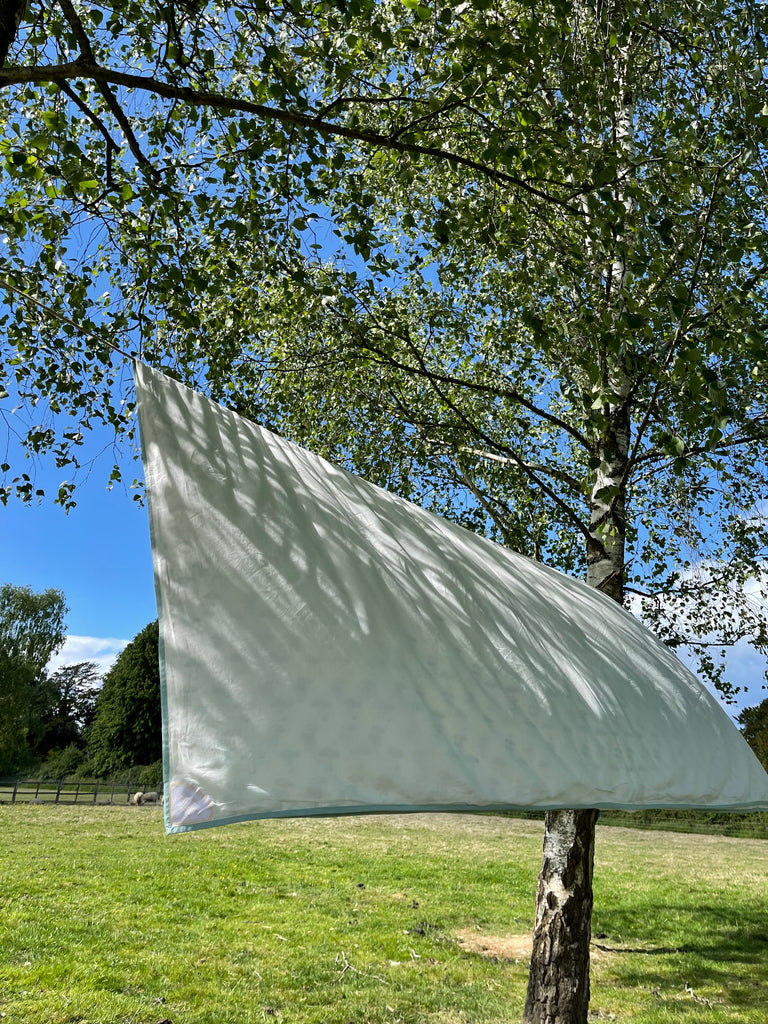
[523,402,630,1023]
[523,809,600,1024]
[525,7,637,1020]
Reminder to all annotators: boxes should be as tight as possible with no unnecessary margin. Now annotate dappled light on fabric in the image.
[134,364,768,833]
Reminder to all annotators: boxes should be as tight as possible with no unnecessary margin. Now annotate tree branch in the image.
[457,446,584,494]
[630,420,768,472]
[0,277,133,360]
[0,58,586,214]
[450,460,524,552]
[342,318,592,451]
[0,0,25,69]
[369,335,593,542]
[56,0,154,171]
[57,80,119,186]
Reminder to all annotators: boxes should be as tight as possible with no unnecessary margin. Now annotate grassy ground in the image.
[1,806,765,1023]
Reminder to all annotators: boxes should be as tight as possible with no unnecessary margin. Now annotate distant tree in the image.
[35,661,101,759]
[738,699,768,772]
[39,742,88,781]
[86,622,161,776]
[0,583,67,775]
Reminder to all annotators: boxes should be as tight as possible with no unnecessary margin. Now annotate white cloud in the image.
[48,635,129,677]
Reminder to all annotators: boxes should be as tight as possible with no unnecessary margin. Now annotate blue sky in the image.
[1,432,156,673]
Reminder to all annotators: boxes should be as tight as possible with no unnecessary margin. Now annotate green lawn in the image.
[1,805,765,1023]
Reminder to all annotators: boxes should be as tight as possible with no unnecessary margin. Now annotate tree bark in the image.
[585,401,630,603]
[522,7,636,1006]
[0,0,25,69]
[523,809,599,1024]
[524,379,630,1024]
[523,396,630,1023]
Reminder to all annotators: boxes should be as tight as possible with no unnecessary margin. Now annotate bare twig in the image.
[684,983,712,1007]
[335,951,385,984]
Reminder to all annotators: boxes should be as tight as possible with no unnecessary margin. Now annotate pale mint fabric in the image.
[134,362,768,833]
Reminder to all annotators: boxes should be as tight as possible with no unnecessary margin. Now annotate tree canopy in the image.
[739,697,768,772]
[2,5,767,1018]
[1,2,765,698]
[0,582,67,774]
[86,620,161,777]
[1,0,597,507]
[0,583,105,777]
[37,660,101,755]
[0,597,162,778]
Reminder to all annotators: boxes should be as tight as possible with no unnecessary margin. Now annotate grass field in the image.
[1,806,765,1023]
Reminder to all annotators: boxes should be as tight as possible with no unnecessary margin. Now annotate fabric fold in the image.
[133,361,768,834]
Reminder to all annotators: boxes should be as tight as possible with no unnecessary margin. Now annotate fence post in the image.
[74,782,81,804]
[55,780,63,804]
[35,780,41,799]
[12,780,18,804]
[93,780,100,804]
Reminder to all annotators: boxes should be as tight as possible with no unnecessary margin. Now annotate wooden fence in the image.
[4,784,767,836]
[0,779,137,805]
[506,808,768,839]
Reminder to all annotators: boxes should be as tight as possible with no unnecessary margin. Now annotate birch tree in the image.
[144,6,768,1020]
[1,2,767,1022]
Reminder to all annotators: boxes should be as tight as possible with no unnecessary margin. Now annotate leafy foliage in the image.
[1,2,765,699]
[738,697,768,771]
[0,582,67,774]
[38,740,89,780]
[35,660,101,764]
[0,586,103,777]
[86,620,161,776]
[0,0,590,502]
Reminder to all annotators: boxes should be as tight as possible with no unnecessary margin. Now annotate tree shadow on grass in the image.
[593,902,768,1011]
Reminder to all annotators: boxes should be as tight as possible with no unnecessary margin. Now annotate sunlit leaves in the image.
[0,0,766,692]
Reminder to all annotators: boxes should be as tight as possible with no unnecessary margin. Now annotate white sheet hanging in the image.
[134,362,768,833]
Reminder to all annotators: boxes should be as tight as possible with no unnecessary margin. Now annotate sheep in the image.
[129,789,163,806]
